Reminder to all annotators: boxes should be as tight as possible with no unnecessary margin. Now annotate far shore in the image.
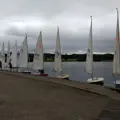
[43,60,113,62]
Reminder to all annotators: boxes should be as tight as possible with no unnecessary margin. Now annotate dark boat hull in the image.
[40,74,48,77]
[63,77,69,80]
[22,71,31,74]
[89,81,104,86]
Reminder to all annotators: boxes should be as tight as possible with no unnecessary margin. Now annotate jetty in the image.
[0,72,120,120]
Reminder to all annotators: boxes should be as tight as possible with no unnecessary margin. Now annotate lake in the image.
[37,62,115,87]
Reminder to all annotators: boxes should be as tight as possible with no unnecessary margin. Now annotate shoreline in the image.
[1,71,120,99]
[43,60,112,62]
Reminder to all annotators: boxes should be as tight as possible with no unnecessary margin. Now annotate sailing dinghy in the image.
[113,8,120,89]
[3,41,11,70]
[85,16,104,85]
[0,42,5,69]
[11,40,20,71]
[32,31,48,76]
[53,27,69,79]
[7,41,11,67]
[19,34,30,74]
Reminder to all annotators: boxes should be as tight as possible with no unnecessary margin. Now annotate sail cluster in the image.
[0,8,119,75]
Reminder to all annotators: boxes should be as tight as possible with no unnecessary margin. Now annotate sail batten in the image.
[85,16,93,74]
[32,31,44,70]
[53,27,62,73]
[113,8,120,74]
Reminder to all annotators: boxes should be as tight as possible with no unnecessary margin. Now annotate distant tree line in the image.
[5,53,113,62]
[28,53,113,62]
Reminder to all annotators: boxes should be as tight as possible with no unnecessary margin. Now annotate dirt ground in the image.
[0,73,114,120]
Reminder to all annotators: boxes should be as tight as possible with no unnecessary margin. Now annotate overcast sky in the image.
[0,0,119,53]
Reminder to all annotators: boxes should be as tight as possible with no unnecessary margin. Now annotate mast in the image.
[25,34,28,68]
[39,31,44,71]
[113,8,120,74]
[90,16,93,80]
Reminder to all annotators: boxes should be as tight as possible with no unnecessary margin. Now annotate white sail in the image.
[11,40,18,67]
[85,16,93,74]
[19,34,28,68]
[0,42,5,64]
[113,8,120,74]
[7,41,11,64]
[1,42,5,56]
[32,31,44,70]
[53,27,62,73]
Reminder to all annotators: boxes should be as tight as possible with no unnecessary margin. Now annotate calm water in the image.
[32,62,114,87]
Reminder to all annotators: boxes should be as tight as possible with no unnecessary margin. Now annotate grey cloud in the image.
[0,0,119,53]
[4,23,115,53]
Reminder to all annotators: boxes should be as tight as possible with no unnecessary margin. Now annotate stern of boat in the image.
[115,80,120,89]
[40,73,48,77]
[87,77,104,86]
[57,74,69,80]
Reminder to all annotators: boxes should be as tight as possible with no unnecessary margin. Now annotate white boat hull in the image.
[31,71,48,76]
[57,74,69,80]
[87,77,104,86]
[18,69,31,74]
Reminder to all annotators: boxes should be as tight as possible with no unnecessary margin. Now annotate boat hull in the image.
[40,74,48,76]
[114,80,120,89]
[63,77,69,80]
[57,74,69,80]
[31,72,48,76]
[22,71,31,74]
[87,77,104,86]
